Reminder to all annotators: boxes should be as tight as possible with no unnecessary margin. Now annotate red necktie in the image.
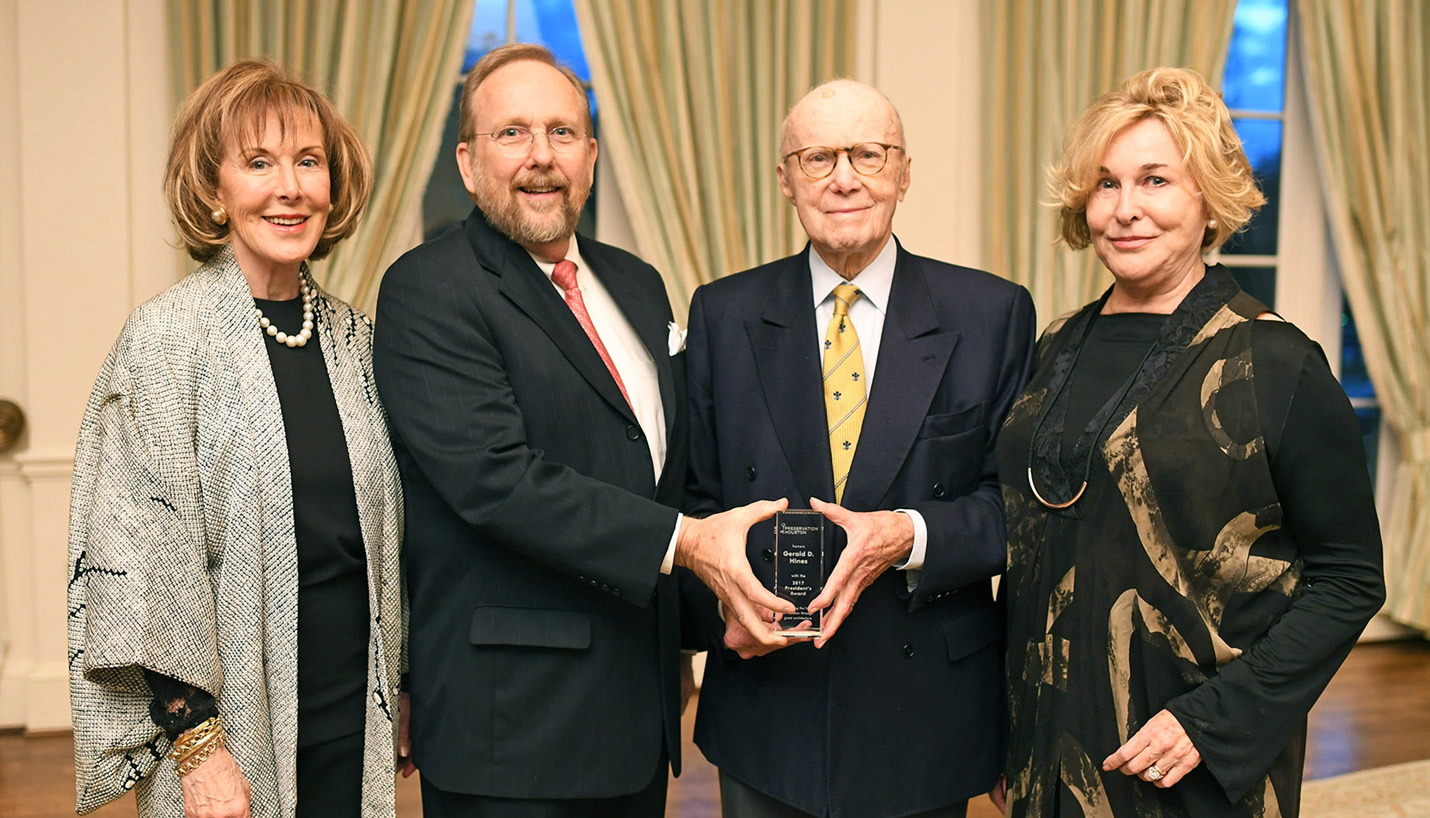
[551,260,633,410]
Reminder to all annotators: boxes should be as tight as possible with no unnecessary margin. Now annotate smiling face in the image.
[216,113,331,287]
[777,81,910,279]
[1087,117,1210,307]
[456,59,596,262]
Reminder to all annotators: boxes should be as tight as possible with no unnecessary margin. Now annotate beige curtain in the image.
[1298,0,1430,631]
[171,0,474,311]
[573,0,858,316]
[985,0,1236,325]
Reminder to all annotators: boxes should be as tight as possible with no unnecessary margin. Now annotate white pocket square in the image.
[667,322,687,356]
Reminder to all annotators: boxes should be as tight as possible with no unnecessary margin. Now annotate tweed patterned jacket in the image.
[66,246,405,817]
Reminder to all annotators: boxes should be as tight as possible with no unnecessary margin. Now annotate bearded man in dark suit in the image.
[684,79,1037,818]
[373,43,793,818]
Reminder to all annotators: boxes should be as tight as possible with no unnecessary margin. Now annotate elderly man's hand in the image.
[1102,709,1202,788]
[721,605,813,659]
[807,497,914,647]
[180,746,251,818]
[676,499,796,650]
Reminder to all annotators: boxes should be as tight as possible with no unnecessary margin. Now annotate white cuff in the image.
[892,509,927,571]
[660,514,682,575]
[892,509,926,593]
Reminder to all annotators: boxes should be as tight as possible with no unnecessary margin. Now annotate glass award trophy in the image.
[772,509,826,637]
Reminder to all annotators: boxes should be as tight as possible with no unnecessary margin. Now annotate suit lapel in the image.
[746,248,834,507]
[465,214,638,424]
[842,246,960,510]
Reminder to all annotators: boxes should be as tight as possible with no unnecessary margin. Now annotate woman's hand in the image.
[988,775,1007,813]
[398,691,417,778]
[180,746,251,818]
[1102,709,1202,788]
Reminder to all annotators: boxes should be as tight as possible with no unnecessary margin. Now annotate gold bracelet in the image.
[174,728,224,767]
[169,716,222,759]
[175,734,225,778]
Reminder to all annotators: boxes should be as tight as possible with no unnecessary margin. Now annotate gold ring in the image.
[1146,763,1165,781]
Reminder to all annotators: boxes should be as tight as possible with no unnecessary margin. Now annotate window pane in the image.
[1222,0,1288,112]
[516,0,590,81]
[464,0,510,72]
[1340,296,1377,400]
[1221,118,1282,255]
[1227,265,1276,309]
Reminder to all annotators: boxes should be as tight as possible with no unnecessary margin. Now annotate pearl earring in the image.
[1208,219,1218,229]
[211,207,228,226]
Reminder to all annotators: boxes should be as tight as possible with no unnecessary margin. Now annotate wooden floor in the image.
[5,639,1427,818]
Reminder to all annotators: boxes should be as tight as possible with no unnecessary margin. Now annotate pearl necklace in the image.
[254,277,315,348]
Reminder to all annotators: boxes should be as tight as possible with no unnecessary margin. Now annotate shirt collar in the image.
[809,237,898,315]
[528,236,588,284]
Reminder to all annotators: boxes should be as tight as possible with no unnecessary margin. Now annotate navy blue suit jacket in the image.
[683,241,1035,818]
[373,210,686,799]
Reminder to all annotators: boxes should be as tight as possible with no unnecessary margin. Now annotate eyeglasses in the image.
[783,143,903,179]
[474,125,586,156]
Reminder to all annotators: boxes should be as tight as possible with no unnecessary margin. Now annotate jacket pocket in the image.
[940,606,1002,662]
[917,404,985,439]
[469,606,592,650]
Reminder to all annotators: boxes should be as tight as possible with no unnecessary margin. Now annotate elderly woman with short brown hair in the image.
[68,59,404,818]
[994,67,1384,817]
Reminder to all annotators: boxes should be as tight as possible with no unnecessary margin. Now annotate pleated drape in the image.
[984,0,1236,326]
[1299,0,1430,631]
[170,0,474,312]
[573,0,858,316]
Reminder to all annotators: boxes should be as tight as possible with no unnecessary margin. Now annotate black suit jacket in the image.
[373,210,687,798]
[683,242,1035,818]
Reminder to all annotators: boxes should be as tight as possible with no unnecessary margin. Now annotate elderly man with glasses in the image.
[682,79,1037,818]
[373,43,793,818]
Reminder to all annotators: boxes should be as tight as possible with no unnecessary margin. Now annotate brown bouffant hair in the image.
[164,59,373,262]
[1049,67,1266,252]
[456,43,592,145]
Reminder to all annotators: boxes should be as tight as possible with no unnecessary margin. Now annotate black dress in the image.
[994,266,1385,817]
[147,294,369,816]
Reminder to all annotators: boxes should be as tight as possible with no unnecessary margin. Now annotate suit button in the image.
[600,583,610,592]
[746,466,757,481]
[612,588,622,598]
[902,643,915,658]
[932,482,947,499]
[625,425,642,441]
[761,548,774,563]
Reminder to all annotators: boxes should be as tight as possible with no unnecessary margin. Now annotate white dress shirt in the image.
[808,239,928,580]
[530,238,681,572]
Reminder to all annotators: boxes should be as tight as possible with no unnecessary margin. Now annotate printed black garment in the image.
[995,265,1383,817]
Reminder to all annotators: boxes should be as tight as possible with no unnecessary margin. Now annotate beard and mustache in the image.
[472,165,589,247]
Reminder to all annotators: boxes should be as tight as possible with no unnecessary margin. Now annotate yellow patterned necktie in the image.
[823,283,867,502]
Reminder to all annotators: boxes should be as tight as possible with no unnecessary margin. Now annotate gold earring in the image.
[211,206,228,226]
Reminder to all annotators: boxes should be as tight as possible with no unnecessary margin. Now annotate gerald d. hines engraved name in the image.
[773,511,825,636]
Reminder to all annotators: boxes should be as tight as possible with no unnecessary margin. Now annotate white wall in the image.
[868,0,987,270]
[0,0,183,731]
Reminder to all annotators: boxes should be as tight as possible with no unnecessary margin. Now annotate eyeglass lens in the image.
[489,126,583,155]
[799,144,889,178]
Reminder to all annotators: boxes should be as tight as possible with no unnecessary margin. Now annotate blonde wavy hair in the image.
[1049,67,1265,252]
[163,59,372,263]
